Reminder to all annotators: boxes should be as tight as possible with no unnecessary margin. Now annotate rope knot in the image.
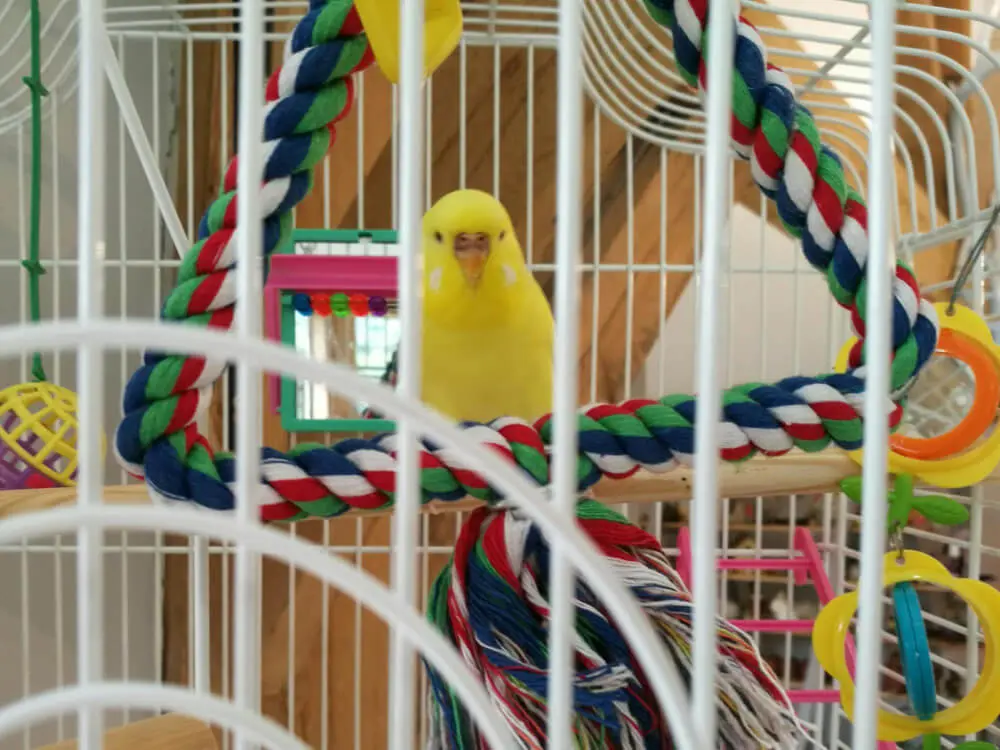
[20,258,46,276]
[21,75,48,97]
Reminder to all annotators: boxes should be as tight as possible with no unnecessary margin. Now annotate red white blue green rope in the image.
[114,0,941,521]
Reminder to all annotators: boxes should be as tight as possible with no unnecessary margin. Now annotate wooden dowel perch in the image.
[37,714,218,750]
[2,451,998,521]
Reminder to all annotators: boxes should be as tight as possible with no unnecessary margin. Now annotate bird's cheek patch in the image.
[429,267,443,292]
[502,264,517,286]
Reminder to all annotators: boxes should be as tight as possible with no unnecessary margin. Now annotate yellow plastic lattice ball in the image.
[0,381,85,487]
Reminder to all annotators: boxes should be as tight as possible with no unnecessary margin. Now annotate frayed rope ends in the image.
[424,499,805,750]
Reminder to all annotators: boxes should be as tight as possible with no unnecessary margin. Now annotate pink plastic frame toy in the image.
[676,525,895,749]
[263,254,398,414]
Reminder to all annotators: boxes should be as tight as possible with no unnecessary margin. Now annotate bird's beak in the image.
[453,232,490,286]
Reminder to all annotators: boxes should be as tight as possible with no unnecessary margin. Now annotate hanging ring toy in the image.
[813,550,1000,742]
[891,579,937,721]
[885,524,938,720]
[891,327,999,460]
[835,302,1000,488]
[886,524,937,721]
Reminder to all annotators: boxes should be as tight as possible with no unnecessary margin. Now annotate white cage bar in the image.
[0,1,998,749]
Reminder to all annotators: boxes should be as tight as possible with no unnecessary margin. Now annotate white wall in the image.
[0,3,180,743]
[635,203,845,398]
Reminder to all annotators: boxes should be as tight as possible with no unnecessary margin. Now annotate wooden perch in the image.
[37,715,218,750]
[3,450,999,522]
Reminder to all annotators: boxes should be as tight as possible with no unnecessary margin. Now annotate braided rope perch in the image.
[114,0,941,521]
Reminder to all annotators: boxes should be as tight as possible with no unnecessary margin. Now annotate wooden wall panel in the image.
[164,0,234,696]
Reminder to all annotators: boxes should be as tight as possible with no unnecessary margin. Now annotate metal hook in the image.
[948,203,1000,316]
[890,525,906,565]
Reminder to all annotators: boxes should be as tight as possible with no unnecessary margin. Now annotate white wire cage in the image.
[0,0,999,749]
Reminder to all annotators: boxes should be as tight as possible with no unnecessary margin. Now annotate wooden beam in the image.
[930,0,973,85]
[335,46,506,230]
[965,70,1000,211]
[893,0,959,221]
[264,17,395,231]
[38,715,219,750]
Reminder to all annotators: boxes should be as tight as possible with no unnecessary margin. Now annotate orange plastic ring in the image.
[891,328,1000,460]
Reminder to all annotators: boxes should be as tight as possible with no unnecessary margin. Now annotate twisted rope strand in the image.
[116,0,936,521]
[115,0,373,486]
[643,0,939,390]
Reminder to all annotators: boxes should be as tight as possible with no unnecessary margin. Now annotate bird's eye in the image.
[498,231,506,241]
[434,231,443,243]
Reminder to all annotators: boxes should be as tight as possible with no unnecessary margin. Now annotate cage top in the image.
[2,1,999,146]
[4,0,1000,257]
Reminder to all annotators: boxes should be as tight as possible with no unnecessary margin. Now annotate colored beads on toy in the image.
[292,292,313,316]
[348,293,368,316]
[292,291,392,318]
[311,293,332,317]
[331,292,350,317]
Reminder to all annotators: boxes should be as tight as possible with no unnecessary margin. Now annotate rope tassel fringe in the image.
[424,500,805,749]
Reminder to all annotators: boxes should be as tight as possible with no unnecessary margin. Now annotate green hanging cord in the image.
[22,0,48,383]
[923,734,942,750]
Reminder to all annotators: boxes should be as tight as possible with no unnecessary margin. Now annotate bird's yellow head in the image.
[422,189,524,292]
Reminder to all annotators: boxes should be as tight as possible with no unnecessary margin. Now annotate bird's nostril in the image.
[454,233,490,253]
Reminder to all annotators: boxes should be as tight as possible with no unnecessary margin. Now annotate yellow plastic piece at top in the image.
[813,550,1000,742]
[834,302,1000,488]
[354,0,463,83]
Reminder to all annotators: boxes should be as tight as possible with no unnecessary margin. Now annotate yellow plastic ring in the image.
[813,551,1000,741]
[834,302,1000,488]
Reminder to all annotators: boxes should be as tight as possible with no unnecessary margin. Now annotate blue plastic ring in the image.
[892,580,937,720]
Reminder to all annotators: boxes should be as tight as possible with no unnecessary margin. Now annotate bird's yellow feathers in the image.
[421,189,545,332]
[419,189,554,422]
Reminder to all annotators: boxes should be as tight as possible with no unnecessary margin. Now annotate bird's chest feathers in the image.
[420,329,547,421]
[423,269,521,329]
[421,303,551,422]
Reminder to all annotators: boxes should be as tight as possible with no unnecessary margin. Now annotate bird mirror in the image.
[265,230,400,433]
[896,351,978,441]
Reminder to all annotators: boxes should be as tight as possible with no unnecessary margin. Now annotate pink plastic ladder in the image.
[676,525,895,749]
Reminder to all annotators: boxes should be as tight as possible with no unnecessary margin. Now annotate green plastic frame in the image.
[277,228,398,433]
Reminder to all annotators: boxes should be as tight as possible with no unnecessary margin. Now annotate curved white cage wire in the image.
[0,319,708,748]
[1,0,1000,748]
[579,1,1000,228]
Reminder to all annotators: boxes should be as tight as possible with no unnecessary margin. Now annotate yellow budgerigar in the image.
[367,189,553,424]
[419,189,554,424]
